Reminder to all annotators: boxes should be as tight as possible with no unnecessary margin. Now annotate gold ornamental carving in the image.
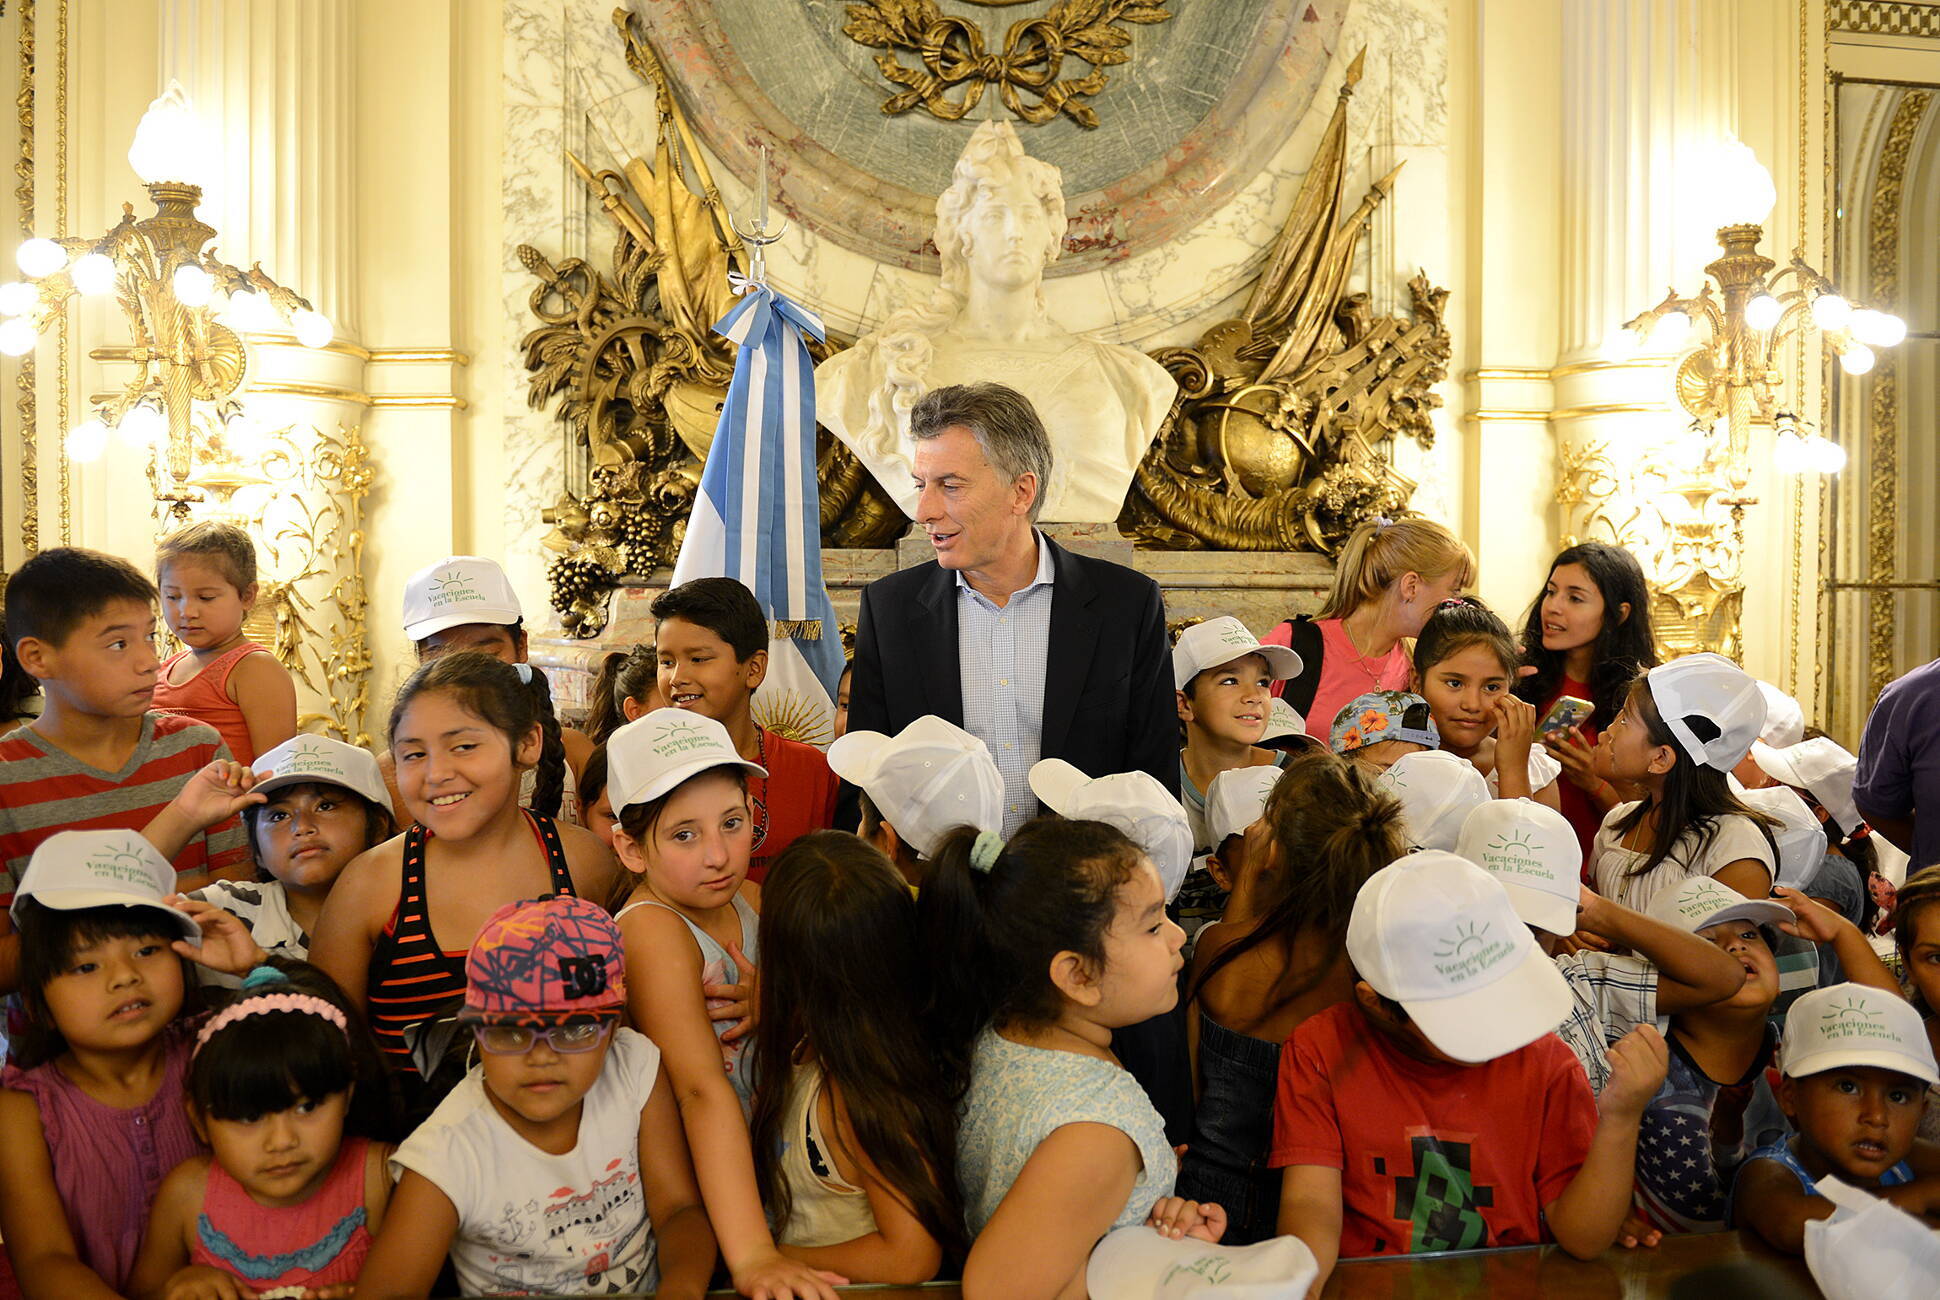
[523,31,1445,632]
[1863,89,1929,700]
[842,0,1174,129]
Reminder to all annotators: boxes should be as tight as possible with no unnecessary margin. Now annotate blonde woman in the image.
[1266,516,1473,739]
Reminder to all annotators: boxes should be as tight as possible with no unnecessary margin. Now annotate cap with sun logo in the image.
[1780,982,1938,1086]
[401,555,524,641]
[1345,849,1571,1063]
[11,830,202,944]
[1455,798,1582,936]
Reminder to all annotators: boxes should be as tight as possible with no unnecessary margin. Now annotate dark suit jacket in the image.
[849,534,1180,801]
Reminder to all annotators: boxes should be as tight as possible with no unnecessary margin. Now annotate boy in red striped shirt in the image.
[1,548,251,992]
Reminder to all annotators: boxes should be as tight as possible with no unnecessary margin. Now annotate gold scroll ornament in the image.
[524,28,1449,632]
[842,0,1174,129]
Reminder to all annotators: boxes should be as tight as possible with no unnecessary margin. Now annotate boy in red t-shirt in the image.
[650,577,836,882]
[1272,850,1667,1287]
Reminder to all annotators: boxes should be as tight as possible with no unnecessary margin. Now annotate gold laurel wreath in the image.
[842,0,1174,129]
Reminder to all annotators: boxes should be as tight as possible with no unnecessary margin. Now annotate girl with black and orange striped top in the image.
[310,652,622,1115]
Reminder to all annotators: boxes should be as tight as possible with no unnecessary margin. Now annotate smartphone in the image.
[1539,695,1595,736]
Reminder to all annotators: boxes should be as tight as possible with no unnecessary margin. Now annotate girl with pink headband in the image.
[130,962,398,1298]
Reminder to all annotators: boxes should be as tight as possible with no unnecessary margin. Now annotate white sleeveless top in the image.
[615,893,759,1116]
[773,1060,878,1248]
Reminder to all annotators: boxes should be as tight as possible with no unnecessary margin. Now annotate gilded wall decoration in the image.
[842,0,1174,129]
[174,422,377,746]
[631,0,1334,274]
[524,28,1445,630]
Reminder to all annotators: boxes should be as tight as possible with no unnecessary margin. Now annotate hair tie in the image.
[969,830,1004,874]
[514,662,534,685]
[239,964,287,991]
[1375,515,1395,529]
[194,991,350,1059]
[1436,597,1467,610]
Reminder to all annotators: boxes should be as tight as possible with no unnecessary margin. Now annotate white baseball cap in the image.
[10,830,200,944]
[250,734,391,810]
[1029,758,1195,902]
[1172,617,1302,691]
[402,555,524,641]
[1756,681,1806,748]
[1205,765,1284,848]
[606,708,766,814]
[1261,699,1310,745]
[1374,749,1489,852]
[1735,782,1831,890]
[1455,799,1581,936]
[827,715,1004,858]
[1751,736,1862,834]
[1782,982,1939,1086]
[1648,874,1795,935]
[1647,653,1768,772]
[1346,851,1571,1063]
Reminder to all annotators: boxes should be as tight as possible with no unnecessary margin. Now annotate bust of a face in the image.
[959,171,1057,294]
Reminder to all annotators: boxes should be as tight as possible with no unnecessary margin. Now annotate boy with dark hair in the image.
[0,548,251,992]
[649,576,837,881]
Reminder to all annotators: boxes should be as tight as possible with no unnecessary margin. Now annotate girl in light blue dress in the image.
[922,817,1226,1297]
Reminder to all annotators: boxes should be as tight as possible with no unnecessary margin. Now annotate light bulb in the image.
[1850,309,1907,348]
[117,402,167,447]
[1811,436,1848,474]
[15,238,65,278]
[127,80,211,187]
[1709,139,1778,228]
[1839,343,1876,376]
[170,264,213,307]
[291,308,333,349]
[1811,293,1852,332]
[69,252,116,296]
[1655,311,1693,349]
[1744,294,1782,332]
[0,317,38,355]
[65,417,109,462]
[1773,429,1808,475]
[0,281,37,316]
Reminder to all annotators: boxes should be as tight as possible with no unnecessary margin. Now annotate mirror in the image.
[1827,73,1940,738]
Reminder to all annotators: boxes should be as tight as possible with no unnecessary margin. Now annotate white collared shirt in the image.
[957,533,1056,834]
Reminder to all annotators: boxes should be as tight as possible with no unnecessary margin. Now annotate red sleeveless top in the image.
[188,1135,374,1289]
[152,641,270,765]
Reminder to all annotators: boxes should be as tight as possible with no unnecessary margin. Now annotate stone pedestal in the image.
[529,527,1334,724]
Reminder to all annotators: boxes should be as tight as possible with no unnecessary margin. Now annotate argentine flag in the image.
[671,283,845,746]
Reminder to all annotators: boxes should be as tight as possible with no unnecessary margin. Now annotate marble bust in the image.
[816,122,1177,523]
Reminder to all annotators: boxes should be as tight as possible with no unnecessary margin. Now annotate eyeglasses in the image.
[471,1020,614,1055]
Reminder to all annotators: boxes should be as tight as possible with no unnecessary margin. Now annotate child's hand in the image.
[172,760,269,830]
[1542,725,1600,792]
[1772,885,1850,944]
[1882,1175,1940,1220]
[1493,694,1537,758]
[705,944,759,1044]
[166,895,268,974]
[1600,1024,1668,1121]
[164,1263,261,1299]
[1146,1196,1227,1243]
[1616,1208,1662,1250]
[299,1287,355,1300]
[732,1249,846,1300]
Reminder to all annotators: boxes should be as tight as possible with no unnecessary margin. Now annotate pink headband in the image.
[194,992,349,1058]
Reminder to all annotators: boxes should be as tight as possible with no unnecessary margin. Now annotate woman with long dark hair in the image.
[1514,542,1659,865]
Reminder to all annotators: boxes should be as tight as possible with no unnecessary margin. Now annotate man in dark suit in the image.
[848,382,1179,824]
[848,381,1191,1140]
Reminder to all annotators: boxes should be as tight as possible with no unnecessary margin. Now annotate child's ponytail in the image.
[520,663,566,819]
[920,818,1147,1090]
[1190,751,1409,1009]
[587,645,654,745]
